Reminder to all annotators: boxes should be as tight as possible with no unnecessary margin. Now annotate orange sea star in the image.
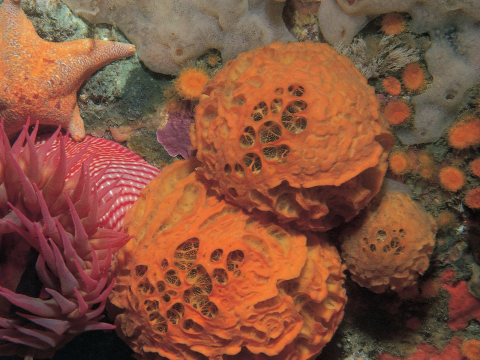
[0,0,135,141]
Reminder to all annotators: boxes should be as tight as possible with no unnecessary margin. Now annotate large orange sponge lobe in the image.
[109,158,347,360]
[191,41,393,231]
[448,116,480,149]
[340,192,437,293]
[175,67,209,100]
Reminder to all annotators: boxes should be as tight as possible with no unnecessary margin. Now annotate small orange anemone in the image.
[175,67,209,100]
[465,187,480,209]
[471,159,480,177]
[448,116,480,149]
[381,12,405,35]
[417,163,436,180]
[402,63,425,91]
[383,100,411,125]
[439,167,465,192]
[436,210,456,230]
[382,77,401,95]
[388,151,409,175]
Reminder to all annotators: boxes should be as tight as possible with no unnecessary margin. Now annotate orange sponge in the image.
[109,159,347,360]
[191,42,393,231]
[340,193,437,293]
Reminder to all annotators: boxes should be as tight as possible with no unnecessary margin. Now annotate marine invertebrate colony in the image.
[191,41,393,231]
[0,0,136,141]
[109,159,347,360]
[0,121,157,358]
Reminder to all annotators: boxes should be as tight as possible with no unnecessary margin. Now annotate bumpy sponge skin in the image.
[109,158,346,360]
[340,193,437,293]
[191,42,393,231]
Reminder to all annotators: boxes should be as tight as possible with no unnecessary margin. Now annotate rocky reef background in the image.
[1,0,480,359]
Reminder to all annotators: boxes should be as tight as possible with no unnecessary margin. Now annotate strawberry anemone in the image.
[0,121,157,358]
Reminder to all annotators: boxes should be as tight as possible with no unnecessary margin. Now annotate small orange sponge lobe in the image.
[109,158,347,360]
[461,339,480,360]
[340,193,437,293]
[191,42,393,231]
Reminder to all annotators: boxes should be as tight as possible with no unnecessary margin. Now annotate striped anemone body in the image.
[48,135,160,231]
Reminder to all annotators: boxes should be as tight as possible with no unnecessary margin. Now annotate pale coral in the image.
[340,193,437,293]
[109,158,347,360]
[191,42,393,231]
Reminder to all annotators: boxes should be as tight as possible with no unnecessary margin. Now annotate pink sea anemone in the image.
[0,121,159,358]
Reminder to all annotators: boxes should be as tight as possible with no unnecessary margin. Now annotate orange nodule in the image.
[382,77,401,95]
[471,158,480,177]
[388,151,409,175]
[175,67,209,100]
[402,63,425,91]
[381,12,406,35]
[417,150,433,165]
[439,166,465,192]
[420,280,441,299]
[448,116,480,149]
[417,163,436,180]
[383,100,411,125]
[465,187,480,209]
[461,339,480,360]
[436,210,456,230]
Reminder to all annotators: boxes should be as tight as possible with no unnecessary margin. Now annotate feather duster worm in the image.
[0,121,158,358]
[109,158,346,360]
